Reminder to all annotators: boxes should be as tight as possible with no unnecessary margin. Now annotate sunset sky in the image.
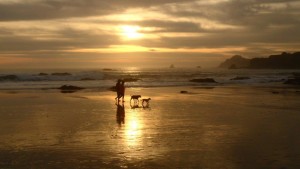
[0,0,299,68]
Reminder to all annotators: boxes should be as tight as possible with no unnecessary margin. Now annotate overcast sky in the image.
[0,0,299,68]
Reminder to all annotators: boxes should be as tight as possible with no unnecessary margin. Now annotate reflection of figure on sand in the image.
[130,99,151,109]
[142,103,151,110]
[130,104,141,109]
[115,79,125,103]
[116,103,125,126]
[130,99,141,109]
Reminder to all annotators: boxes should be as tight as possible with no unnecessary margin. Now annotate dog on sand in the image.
[130,95,141,104]
[142,98,151,106]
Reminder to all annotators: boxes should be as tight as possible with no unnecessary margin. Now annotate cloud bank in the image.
[0,0,299,68]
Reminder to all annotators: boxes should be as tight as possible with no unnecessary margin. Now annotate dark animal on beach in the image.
[130,95,141,104]
[142,98,151,105]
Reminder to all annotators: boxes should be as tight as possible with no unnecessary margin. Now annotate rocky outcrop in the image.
[250,52,300,69]
[283,71,300,85]
[293,72,300,77]
[229,64,238,69]
[219,52,300,69]
[0,75,19,81]
[230,76,251,80]
[51,72,72,76]
[219,55,250,69]
[103,68,114,71]
[190,78,217,83]
[58,85,84,91]
[284,78,300,85]
[38,73,48,76]
[80,78,96,81]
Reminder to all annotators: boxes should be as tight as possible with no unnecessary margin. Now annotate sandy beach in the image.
[0,86,300,169]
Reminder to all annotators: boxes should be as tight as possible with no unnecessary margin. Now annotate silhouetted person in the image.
[116,103,125,126]
[120,80,125,102]
[115,79,122,102]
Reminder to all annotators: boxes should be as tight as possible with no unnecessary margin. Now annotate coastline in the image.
[0,86,300,169]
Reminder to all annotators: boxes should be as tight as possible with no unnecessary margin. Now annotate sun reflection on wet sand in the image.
[124,108,143,148]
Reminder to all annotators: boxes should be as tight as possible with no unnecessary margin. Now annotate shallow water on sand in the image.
[0,87,300,169]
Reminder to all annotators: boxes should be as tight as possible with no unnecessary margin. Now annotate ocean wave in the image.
[0,69,299,90]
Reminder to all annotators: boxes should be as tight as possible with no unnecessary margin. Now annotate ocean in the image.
[0,68,299,90]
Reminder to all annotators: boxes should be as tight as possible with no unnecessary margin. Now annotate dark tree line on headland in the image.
[219,52,300,69]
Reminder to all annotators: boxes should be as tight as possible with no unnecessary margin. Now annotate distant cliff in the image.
[218,55,250,69]
[249,52,300,69]
[219,52,300,69]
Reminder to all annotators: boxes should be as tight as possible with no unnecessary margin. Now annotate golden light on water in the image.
[124,110,143,147]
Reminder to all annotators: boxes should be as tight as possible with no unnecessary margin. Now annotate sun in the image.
[121,25,143,40]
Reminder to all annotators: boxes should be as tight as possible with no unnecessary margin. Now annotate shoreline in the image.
[0,84,299,94]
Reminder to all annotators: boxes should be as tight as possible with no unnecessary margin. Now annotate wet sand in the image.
[0,86,300,169]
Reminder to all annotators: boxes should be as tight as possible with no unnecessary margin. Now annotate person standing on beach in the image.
[115,79,121,102]
[120,80,125,102]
